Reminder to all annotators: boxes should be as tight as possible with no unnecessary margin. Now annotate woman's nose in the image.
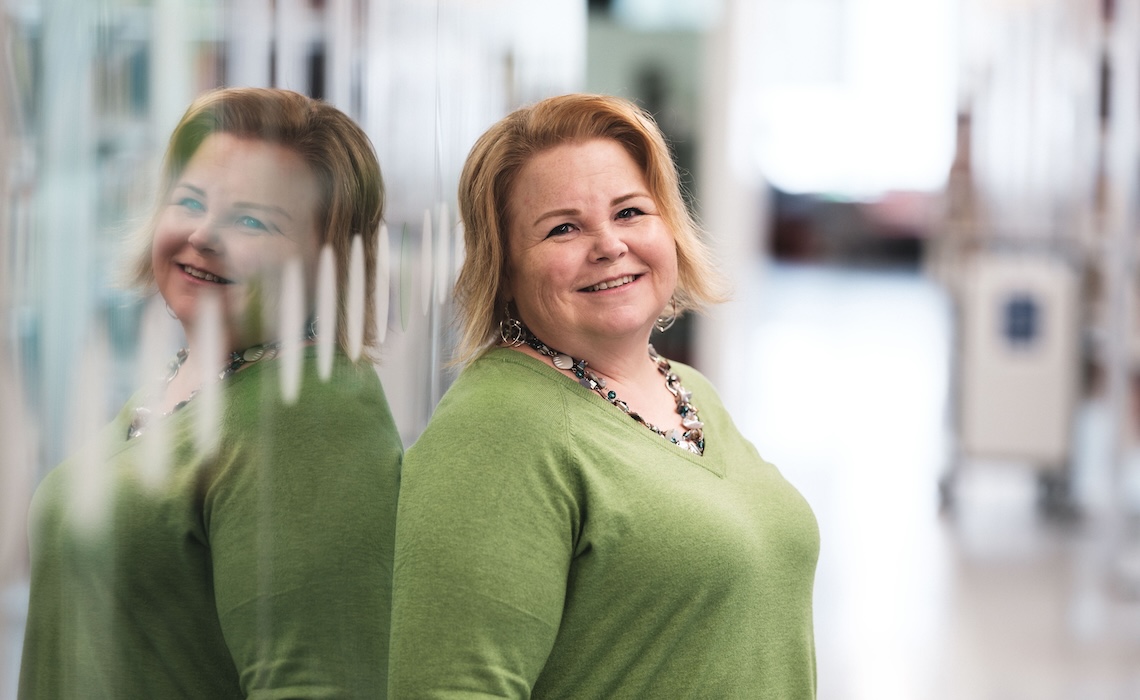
[590,226,628,262]
[187,218,222,253]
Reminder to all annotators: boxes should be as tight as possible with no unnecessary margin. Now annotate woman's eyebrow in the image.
[533,207,579,227]
[531,192,650,227]
[610,192,648,207]
[174,182,206,197]
[234,202,293,220]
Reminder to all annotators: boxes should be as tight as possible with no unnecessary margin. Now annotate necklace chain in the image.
[520,329,705,455]
[126,335,301,441]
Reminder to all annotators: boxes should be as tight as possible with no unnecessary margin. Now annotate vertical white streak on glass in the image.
[136,297,175,490]
[375,224,391,344]
[436,203,450,305]
[69,329,112,534]
[400,224,412,332]
[135,296,176,389]
[316,244,338,380]
[279,257,305,402]
[347,234,365,360]
[454,221,466,278]
[193,291,223,456]
[420,208,433,316]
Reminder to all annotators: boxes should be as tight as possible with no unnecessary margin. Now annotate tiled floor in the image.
[4,261,1140,699]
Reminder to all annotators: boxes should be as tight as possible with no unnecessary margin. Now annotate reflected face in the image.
[152,133,322,350]
[505,138,677,354]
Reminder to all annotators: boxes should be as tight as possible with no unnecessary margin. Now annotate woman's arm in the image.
[206,359,402,698]
[388,380,579,698]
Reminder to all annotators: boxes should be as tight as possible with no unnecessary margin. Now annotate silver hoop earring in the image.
[499,306,525,347]
[165,302,178,320]
[654,297,677,333]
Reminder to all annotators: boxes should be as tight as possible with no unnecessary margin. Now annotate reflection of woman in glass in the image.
[20,87,402,698]
[389,93,819,698]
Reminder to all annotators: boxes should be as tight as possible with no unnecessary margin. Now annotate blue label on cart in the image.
[1003,293,1039,347]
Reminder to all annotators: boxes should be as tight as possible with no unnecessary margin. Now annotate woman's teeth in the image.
[182,265,229,284]
[585,275,635,292]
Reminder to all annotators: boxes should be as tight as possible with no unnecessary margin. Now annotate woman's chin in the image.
[546,322,655,352]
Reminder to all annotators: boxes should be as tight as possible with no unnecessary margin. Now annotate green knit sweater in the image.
[389,348,819,699]
[19,347,402,699]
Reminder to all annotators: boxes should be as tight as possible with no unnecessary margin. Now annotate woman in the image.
[19,88,402,698]
[389,94,819,698]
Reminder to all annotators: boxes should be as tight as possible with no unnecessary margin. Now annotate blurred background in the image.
[4,0,1140,697]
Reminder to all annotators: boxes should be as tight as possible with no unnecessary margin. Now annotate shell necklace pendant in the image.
[551,353,576,371]
[521,329,705,455]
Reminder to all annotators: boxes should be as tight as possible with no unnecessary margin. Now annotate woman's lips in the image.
[179,263,233,284]
[581,274,639,292]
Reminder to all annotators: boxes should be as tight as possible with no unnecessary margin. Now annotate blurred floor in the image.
[743,262,1140,700]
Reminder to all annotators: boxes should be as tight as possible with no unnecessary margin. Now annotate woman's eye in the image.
[616,207,644,220]
[178,197,205,212]
[236,215,269,232]
[546,223,574,238]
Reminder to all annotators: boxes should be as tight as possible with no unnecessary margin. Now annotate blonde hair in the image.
[123,87,385,359]
[453,93,726,365]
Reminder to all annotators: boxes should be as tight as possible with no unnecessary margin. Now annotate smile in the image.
[582,275,637,292]
[180,264,232,284]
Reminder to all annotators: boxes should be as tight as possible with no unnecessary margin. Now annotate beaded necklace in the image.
[521,329,705,455]
[126,337,297,441]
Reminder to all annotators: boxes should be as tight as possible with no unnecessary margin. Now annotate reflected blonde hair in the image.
[123,87,385,359]
[453,93,726,365]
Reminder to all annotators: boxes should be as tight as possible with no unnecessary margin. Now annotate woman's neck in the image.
[512,329,661,389]
[508,331,685,434]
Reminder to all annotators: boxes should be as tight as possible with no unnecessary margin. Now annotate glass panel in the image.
[1,0,586,693]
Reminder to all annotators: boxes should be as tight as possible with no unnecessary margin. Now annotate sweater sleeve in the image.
[388,364,581,698]
[205,358,402,699]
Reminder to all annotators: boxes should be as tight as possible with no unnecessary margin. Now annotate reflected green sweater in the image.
[20,348,402,699]
[390,348,819,699]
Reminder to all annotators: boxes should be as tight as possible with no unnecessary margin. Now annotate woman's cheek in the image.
[216,269,257,340]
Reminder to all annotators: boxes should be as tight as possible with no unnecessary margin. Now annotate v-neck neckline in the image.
[498,348,725,478]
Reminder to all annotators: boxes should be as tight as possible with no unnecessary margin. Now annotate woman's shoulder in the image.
[210,349,400,486]
[220,347,397,447]
[411,348,573,450]
[441,348,573,411]
[227,347,385,405]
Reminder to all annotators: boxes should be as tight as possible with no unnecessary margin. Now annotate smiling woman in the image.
[504,138,679,364]
[152,132,323,360]
[389,93,821,698]
[125,87,385,361]
[18,87,403,699]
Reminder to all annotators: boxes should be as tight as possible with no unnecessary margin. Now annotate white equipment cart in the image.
[941,250,1082,515]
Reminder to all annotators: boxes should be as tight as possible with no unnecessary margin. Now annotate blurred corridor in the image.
[746,262,1140,699]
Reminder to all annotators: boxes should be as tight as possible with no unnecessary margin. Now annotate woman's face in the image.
[505,138,678,356]
[152,132,322,351]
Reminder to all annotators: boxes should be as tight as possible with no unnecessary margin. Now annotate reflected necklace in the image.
[126,333,306,441]
[520,328,705,455]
